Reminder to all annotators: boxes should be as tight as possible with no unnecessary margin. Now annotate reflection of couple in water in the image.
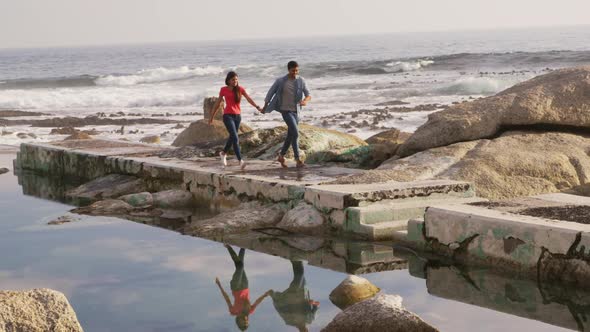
[215,245,319,331]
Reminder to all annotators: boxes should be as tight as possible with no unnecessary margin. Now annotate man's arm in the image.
[263,79,280,111]
[300,79,311,106]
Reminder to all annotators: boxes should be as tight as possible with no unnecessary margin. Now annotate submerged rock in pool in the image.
[0,168,8,175]
[66,174,147,202]
[152,189,194,208]
[119,192,154,207]
[0,288,83,332]
[71,199,134,216]
[322,294,439,332]
[276,202,325,235]
[184,202,285,237]
[329,275,380,309]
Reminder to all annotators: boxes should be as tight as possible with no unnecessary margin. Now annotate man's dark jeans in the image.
[222,114,242,161]
[280,111,300,160]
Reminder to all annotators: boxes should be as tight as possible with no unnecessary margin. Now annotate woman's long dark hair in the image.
[225,71,241,103]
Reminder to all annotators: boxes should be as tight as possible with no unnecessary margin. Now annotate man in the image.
[263,61,311,168]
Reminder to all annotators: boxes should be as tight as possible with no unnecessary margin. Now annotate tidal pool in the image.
[0,152,584,332]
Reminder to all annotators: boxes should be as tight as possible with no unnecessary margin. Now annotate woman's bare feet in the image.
[277,154,288,168]
[239,160,247,170]
[296,160,305,168]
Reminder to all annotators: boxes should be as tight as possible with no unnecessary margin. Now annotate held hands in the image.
[256,105,263,113]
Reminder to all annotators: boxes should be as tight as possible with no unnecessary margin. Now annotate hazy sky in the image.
[1,0,589,48]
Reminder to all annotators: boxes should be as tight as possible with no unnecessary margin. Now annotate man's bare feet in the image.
[277,154,288,168]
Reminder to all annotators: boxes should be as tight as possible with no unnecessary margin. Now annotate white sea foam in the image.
[438,76,522,95]
[0,87,202,109]
[386,59,434,72]
[94,65,224,86]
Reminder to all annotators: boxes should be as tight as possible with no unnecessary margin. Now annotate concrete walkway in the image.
[15,139,476,240]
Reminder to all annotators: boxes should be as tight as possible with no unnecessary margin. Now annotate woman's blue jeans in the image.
[280,111,300,160]
[222,114,242,161]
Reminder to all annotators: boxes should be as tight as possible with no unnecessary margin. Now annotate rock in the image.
[0,168,8,175]
[27,133,37,138]
[139,135,160,144]
[203,96,224,121]
[47,214,79,225]
[0,116,179,128]
[337,131,590,199]
[152,190,194,208]
[322,294,438,332]
[398,66,590,157]
[1,130,13,136]
[66,174,147,202]
[16,133,28,139]
[64,132,92,140]
[172,123,185,129]
[365,128,411,145]
[184,202,285,237]
[119,192,153,207]
[276,202,325,234]
[0,288,83,332]
[329,275,381,309]
[172,119,253,147]
[0,110,48,117]
[50,127,78,135]
[71,199,134,216]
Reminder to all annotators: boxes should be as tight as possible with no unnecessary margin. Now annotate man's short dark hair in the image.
[288,61,299,70]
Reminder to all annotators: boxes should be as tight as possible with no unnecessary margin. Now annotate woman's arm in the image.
[215,277,233,310]
[242,89,262,112]
[209,93,223,125]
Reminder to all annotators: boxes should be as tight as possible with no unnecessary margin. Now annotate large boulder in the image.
[203,96,224,121]
[398,66,590,157]
[184,202,285,238]
[152,189,194,208]
[0,288,83,332]
[329,275,380,309]
[172,119,253,147]
[336,131,590,199]
[119,192,153,207]
[191,124,367,161]
[322,294,439,332]
[276,202,325,235]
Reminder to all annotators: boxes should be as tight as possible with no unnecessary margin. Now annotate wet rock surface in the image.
[517,205,590,224]
[152,190,195,208]
[329,275,380,309]
[0,288,84,332]
[118,192,154,208]
[322,294,439,332]
[0,168,8,175]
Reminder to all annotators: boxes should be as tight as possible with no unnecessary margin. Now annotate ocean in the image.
[1,26,590,145]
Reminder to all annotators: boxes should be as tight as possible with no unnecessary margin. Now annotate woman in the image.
[209,71,262,170]
[215,245,272,331]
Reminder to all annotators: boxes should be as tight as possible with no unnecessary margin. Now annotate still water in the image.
[0,151,583,331]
